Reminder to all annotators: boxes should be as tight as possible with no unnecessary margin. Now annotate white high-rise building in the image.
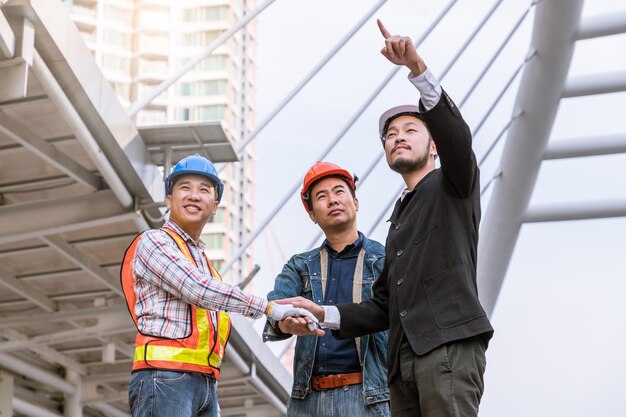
[63,0,257,282]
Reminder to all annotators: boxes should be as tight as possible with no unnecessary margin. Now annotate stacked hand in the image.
[274,297,326,337]
[266,301,320,332]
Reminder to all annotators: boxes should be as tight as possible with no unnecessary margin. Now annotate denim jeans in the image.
[286,384,390,417]
[129,370,218,417]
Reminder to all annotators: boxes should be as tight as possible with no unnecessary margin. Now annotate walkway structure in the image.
[0,1,289,416]
[0,0,625,416]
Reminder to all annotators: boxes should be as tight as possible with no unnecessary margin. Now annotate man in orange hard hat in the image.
[277,20,494,417]
[121,154,319,417]
[263,161,390,417]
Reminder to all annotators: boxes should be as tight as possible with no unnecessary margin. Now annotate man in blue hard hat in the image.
[121,154,318,417]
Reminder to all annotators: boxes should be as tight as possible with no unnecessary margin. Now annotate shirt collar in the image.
[323,232,363,256]
[164,219,206,250]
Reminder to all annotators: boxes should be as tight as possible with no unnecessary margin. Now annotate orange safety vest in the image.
[121,227,231,378]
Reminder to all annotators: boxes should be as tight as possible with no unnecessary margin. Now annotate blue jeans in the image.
[286,384,390,417]
[129,370,218,417]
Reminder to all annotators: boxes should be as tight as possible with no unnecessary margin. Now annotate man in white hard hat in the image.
[280,21,494,417]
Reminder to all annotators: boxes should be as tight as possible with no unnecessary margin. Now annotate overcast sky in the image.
[249,1,626,416]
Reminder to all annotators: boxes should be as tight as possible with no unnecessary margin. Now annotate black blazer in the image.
[335,90,494,380]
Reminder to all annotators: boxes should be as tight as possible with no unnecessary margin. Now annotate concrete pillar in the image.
[64,370,82,417]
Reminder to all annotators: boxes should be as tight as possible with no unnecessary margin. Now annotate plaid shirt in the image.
[132,220,268,339]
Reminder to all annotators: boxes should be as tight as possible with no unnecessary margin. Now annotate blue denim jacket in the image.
[263,234,389,404]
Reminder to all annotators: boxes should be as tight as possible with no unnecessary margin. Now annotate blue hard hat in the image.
[164,154,224,202]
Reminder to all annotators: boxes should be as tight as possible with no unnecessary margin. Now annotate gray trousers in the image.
[390,336,487,417]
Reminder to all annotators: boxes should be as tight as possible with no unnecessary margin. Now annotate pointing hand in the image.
[377,19,427,77]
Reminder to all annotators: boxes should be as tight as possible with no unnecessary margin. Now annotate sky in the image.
[248,1,626,416]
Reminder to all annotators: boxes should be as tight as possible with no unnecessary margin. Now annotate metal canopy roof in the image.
[0,1,288,416]
[138,121,238,166]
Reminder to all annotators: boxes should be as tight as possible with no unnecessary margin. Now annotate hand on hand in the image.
[278,316,325,337]
[274,297,325,322]
[266,301,319,326]
[377,19,427,77]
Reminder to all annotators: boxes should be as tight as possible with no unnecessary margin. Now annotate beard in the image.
[389,151,430,174]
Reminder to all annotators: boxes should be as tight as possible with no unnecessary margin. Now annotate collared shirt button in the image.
[400,310,407,317]
[397,278,403,286]
[396,249,403,257]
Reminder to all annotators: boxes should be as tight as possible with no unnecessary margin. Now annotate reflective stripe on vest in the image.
[120,227,232,378]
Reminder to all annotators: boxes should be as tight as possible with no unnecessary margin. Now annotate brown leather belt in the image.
[310,372,363,391]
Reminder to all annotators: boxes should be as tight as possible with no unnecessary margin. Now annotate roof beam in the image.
[0,8,15,58]
[0,264,57,312]
[576,10,626,40]
[0,317,133,353]
[0,305,127,329]
[524,199,626,223]
[562,71,626,98]
[0,110,101,190]
[544,134,626,159]
[0,352,76,395]
[0,190,137,245]
[0,175,74,193]
[2,328,87,375]
[13,397,62,417]
[477,0,585,316]
[41,235,123,297]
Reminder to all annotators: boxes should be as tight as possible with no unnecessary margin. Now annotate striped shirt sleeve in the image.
[134,229,268,319]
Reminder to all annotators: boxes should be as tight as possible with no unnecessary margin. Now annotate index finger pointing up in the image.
[377,19,391,39]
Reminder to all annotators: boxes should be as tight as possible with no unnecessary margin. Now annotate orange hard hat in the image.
[300,161,356,212]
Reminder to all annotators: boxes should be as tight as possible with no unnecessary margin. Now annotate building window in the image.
[180,31,221,47]
[139,109,167,125]
[211,259,224,272]
[193,105,226,121]
[179,80,226,96]
[102,54,130,73]
[104,5,131,24]
[209,207,225,224]
[200,55,227,71]
[103,30,130,48]
[179,83,192,96]
[182,6,228,22]
[139,10,169,27]
[179,55,228,72]
[140,59,168,74]
[203,233,224,250]
[139,34,169,51]
[175,107,190,121]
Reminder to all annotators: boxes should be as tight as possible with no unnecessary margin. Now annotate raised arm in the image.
[378,19,477,197]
